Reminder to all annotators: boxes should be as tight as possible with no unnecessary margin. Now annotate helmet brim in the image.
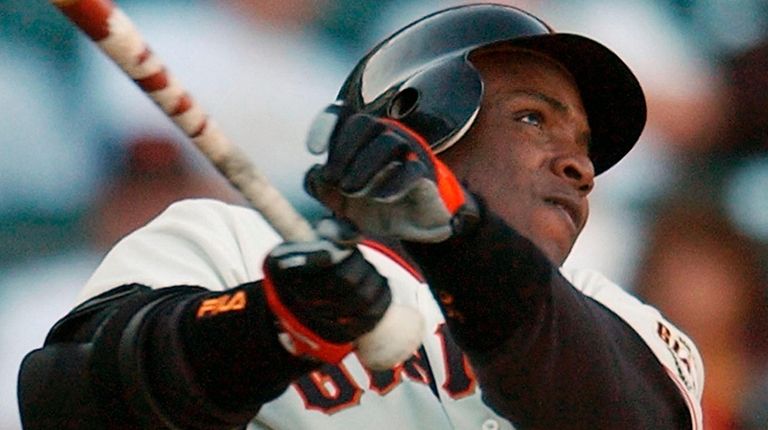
[475,33,647,175]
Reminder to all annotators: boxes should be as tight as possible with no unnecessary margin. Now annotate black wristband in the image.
[404,198,554,352]
[175,282,319,408]
[88,285,204,428]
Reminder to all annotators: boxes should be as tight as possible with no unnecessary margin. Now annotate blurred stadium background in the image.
[1,0,767,428]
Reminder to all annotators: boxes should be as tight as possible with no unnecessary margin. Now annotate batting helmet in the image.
[324,3,646,175]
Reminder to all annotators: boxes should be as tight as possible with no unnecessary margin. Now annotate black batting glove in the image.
[262,218,392,364]
[305,113,478,243]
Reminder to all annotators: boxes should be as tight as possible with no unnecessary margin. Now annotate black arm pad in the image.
[19,343,103,429]
[19,284,254,429]
[19,282,319,430]
[19,284,184,429]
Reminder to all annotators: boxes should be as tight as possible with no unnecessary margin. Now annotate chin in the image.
[501,208,576,266]
[528,237,565,266]
[538,228,578,266]
[531,224,576,266]
[544,244,569,267]
[554,243,575,267]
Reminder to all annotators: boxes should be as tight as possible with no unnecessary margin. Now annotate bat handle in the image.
[208,133,423,370]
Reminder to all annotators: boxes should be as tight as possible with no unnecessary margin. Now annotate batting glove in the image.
[305,113,478,243]
[262,218,392,364]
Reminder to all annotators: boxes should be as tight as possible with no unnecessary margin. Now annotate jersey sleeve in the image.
[78,198,282,302]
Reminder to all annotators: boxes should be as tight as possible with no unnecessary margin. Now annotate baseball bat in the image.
[50,0,424,370]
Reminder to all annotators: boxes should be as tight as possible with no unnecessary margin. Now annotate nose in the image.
[551,153,595,195]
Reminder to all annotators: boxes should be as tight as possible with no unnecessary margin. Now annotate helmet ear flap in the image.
[394,58,483,153]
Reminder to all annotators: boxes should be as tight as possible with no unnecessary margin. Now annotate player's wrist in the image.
[448,189,482,240]
[176,283,319,408]
[261,273,357,364]
[262,224,393,364]
[404,203,553,352]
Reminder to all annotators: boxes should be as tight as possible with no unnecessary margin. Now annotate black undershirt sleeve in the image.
[403,202,691,429]
[143,281,319,428]
[19,282,318,430]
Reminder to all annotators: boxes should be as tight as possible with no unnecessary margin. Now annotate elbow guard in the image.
[18,283,205,430]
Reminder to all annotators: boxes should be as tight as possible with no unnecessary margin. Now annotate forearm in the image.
[20,283,317,430]
[404,205,690,428]
[471,274,690,428]
[403,199,553,353]
[145,282,318,427]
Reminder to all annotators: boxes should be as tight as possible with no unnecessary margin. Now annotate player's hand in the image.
[262,218,392,364]
[305,113,478,243]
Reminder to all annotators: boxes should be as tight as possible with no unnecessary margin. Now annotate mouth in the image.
[544,195,583,232]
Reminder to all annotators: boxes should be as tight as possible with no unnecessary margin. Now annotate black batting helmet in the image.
[328,3,646,175]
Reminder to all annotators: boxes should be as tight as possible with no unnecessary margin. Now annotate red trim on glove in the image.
[262,269,354,364]
[432,159,466,213]
[380,118,466,214]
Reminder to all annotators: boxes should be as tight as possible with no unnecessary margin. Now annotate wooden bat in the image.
[50,0,423,370]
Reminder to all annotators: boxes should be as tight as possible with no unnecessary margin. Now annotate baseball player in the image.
[19,4,703,429]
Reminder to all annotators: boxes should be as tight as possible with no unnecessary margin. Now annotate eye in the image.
[516,112,543,127]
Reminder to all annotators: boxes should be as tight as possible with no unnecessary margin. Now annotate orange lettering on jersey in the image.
[367,363,404,395]
[196,291,247,318]
[402,349,433,386]
[293,363,363,415]
[436,323,476,399]
[656,321,697,391]
[365,346,434,396]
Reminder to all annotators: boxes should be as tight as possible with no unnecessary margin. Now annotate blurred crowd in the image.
[1,0,767,428]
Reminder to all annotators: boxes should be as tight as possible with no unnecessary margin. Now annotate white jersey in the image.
[79,199,704,429]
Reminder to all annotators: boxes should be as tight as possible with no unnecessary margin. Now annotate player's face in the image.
[440,49,594,265]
